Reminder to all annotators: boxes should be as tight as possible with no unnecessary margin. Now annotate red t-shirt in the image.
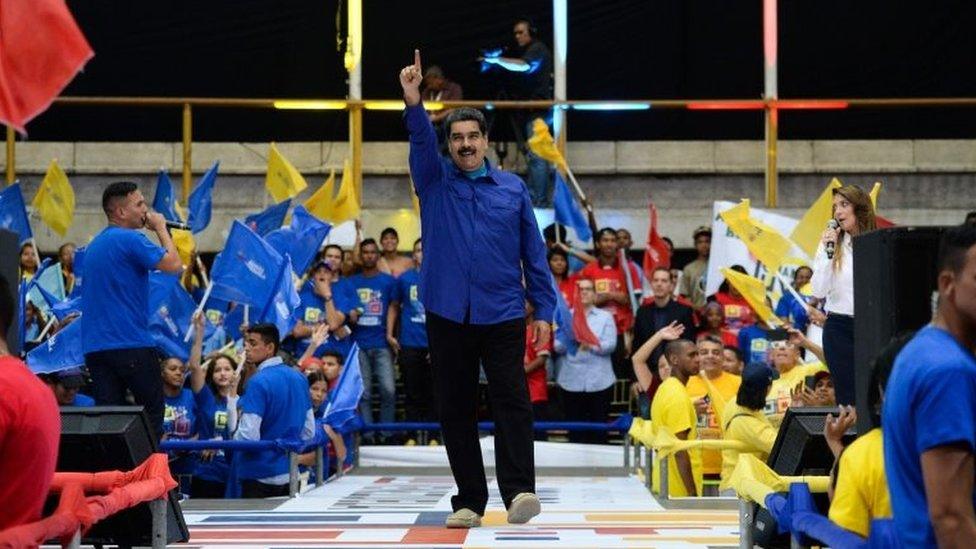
[557,275,579,306]
[713,292,756,336]
[0,356,61,529]
[524,328,551,403]
[579,260,641,333]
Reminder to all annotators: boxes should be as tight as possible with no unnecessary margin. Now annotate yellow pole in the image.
[764,106,778,208]
[5,126,14,185]
[349,105,363,205]
[182,103,192,202]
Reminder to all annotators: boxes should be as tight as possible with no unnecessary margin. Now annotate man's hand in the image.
[399,49,423,106]
[313,274,332,299]
[387,334,401,354]
[532,320,551,352]
[655,321,685,342]
[310,323,329,348]
[145,211,167,232]
[693,397,709,415]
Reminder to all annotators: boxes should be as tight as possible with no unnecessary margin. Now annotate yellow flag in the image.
[720,267,780,326]
[526,118,568,173]
[328,159,360,224]
[720,199,796,274]
[265,143,308,202]
[32,160,75,237]
[869,181,881,208]
[170,200,196,267]
[790,178,843,259]
[303,169,335,221]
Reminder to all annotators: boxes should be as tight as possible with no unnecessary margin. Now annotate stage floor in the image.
[179,440,739,548]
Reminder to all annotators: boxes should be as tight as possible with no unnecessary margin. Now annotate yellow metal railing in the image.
[6,96,976,205]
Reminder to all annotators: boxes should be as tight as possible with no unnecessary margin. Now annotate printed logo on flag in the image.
[304,307,322,323]
[236,250,267,279]
[206,309,224,325]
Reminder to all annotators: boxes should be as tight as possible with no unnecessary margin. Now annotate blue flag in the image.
[31,278,80,322]
[553,172,591,243]
[0,183,33,244]
[243,200,291,237]
[26,317,85,373]
[254,256,301,338]
[552,281,579,356]
[148,272,204,361]
[152,171,181,222]
[265,206,331,276]
[324,343,364,433]
[209,220,285,308]
[27,259,65,316]
[188,161,219,234]
[69,247,85,298]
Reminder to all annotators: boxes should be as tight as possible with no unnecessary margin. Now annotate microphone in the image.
[165,220,192,231]
[825,219,839,259]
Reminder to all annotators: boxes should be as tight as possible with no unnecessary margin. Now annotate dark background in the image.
[25,0,976,141]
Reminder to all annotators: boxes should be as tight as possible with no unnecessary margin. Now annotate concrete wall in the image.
[5,140,975,252]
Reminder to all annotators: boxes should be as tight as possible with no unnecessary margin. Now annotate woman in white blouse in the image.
[810,185,877,406]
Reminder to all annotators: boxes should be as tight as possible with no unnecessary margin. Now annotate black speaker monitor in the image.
[54,407,189,546]
[767,406,855,477]
[853,227,945,434]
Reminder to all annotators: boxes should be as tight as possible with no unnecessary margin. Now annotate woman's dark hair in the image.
[736,377,771,411]
[307,370,329,387]
[868,330,915,428]
[718,264,747,294]
[547,248,569,277]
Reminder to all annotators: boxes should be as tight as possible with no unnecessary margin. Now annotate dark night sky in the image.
[25,0,976,141]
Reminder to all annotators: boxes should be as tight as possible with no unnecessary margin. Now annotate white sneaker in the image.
[445,508,482,528]
[507,492,541,524]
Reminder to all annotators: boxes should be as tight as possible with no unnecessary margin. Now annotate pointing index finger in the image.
[414,49,422,72]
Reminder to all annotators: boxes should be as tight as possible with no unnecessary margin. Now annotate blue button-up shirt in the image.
[553,306,618,392]
[405,103,556,325]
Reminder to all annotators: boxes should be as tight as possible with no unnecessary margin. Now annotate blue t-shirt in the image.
[70,393,95,406]
[193,388,231,484]
[288,278,359,358]
[883,325,976,548]
[81,226,165,354]
[164,388,200,475]
[738,324,773,365]
[238,363,312,480]
[346,272,397,350]
[395,269,427,349]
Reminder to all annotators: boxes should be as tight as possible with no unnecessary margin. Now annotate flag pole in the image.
[619,249,639,316]
[562,167,599,247]
[243,304,250,327]
[195,256,210,287]
[183,281,214,342]
[37,315,57,340]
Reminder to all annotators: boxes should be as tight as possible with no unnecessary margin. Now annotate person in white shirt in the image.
[810,185,876,406]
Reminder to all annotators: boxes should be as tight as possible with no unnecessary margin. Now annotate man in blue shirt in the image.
[346,238,398,438]
[235,323,315,498]
[401,50,555,528]
[389,239,434,443]
[82,181,183,439]
[884,224,976,547]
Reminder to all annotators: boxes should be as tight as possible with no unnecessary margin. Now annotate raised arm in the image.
[632,322,685,392]
[188,312,207,393]
[401,49,444,195]
[146,212,183,273]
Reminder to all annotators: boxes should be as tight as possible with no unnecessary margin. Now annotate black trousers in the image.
[426,312,533,514]
[241,480,289,498]
[85,346,164,440]
[560,386,613,444]
[399,346,436,423]
[823,313,856,406]
[190,477,227,499]
[611,333,632,381]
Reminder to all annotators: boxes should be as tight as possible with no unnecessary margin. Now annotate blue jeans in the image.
[523,114,553,206]
[358,347,396,427]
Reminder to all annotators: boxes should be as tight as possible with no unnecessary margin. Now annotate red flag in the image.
[875,215,895,228]
[571,286,601,348]
[0,0,94,132]
[642,202,672,278]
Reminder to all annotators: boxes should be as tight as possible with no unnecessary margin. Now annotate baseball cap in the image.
[741,361,779,390]
[312,260,332,272]
[693,225,712,239]
[56,368,86,389]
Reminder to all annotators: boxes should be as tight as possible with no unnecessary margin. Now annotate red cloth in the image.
[0,0,94,132]
[642,202,672,277]
[0,356,61,530]
[579,259,640,333]
[713,292,756,336]
[557,275,578,305]
[570,286,601,348]
[876,215,895,228]
[523,328,551,403]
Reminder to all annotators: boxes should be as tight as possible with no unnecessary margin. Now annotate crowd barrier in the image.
[0,453,176,549]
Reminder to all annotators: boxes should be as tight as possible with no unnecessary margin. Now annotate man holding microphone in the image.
[400,50,556,528]
[82,181,183,439]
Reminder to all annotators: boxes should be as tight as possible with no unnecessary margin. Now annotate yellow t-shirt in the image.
[765,362,828,421]
[719,401,778,491]
[828,428,891,538]
[686,371,742,475]
[651,377,703,497]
